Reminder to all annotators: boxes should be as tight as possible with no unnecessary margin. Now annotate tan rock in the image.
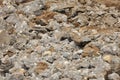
[94,0,120,9]
[70,30,81,43]
[31,11,56,25]
[9,68,26,75]
[43,51,52,56]
[34,62,48,74]
[82,44,100,57]
[0,30,11,45]
[103,54,112,63]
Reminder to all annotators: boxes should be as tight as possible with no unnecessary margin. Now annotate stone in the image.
[102,14,117,26]
[46,56,55,63]
[50,72,62,80]
[82,44,100,57]
[62,52,71,59]
[0,30,11,45]
[34,62,48,74]
[60,78,71,80]
[108,72,120,80]
[43,51,52,56]
[15,0,26,3]
[54,13,67,22]
[103,54,112,63]
[94,0,120,9]
[72,53,79,59]
[101,43,120,55]
[9,68,26,75]
[8,74,25,80]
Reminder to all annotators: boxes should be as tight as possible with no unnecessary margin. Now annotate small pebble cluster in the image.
[0,0,120,80]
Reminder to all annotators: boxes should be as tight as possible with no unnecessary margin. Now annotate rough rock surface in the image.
[0,0,120,80]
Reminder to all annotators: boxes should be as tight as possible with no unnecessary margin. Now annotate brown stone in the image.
[0,0,3,5]
[94,0,120,9]
[31,11,56,25]
[82,44,100,57]
[34,62,48,74]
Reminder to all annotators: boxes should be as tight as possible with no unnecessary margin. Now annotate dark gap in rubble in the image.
[29,29,33,33]
[22,64,29,70]
[35,20,47,26]
[68,11,84,19]
[41,5,48,10]
[0,70,9,77]
[46,28,53,32]
[60,37,73,42]
[53,9,66,14]
[76,41,91,49]
[88,65,95,69]
[53,7,72,15]
[3,16,9,20]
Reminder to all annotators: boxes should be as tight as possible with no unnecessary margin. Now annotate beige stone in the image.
[94,0,120,9]
[103,54,112,63]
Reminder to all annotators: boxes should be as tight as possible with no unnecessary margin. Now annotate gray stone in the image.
[108,73,120,80]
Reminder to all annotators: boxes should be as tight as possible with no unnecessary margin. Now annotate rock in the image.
[0,60,14,75]
[31,11,56,25]
[108,72,120,80]
[103,54,112,63]
[47,20,60,31]
[102,14,117,26]
[62,52,71,59]
[43,51,52,56]
[0,76,4,80]
[60,78,71,80]
[0,30,11,45]
[82,44,100,57]
[46,56,55,63]
[54,13,67,22]
[8,74,25,80]
[94,0,120,9]
[0,0,3,5]
[101,43,120,55]
[18,0,43,14]
[0,0,120,80]
[50,72,62,80]
[74,49,83,55]
[15,0,26,3]
[34,62,48,74]
[72,53,79,59]
[111,56,120,72]
[9,68,26,75]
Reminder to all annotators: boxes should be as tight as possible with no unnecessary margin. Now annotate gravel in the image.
[0,0,120,80]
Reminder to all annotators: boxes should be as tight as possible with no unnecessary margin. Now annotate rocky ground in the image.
[0,0,120,80]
